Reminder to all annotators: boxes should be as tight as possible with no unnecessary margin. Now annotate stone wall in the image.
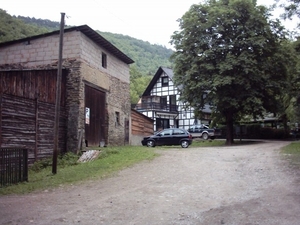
[106,75,131,146]
[79,32,130,83]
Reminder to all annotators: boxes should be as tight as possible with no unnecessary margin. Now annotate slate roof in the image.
[0,25,134,64]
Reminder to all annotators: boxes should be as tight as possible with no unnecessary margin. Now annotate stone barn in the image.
[0,25,134,162]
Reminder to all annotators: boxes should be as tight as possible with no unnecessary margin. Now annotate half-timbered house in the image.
[0,25,134,162]
[135,66,211,132]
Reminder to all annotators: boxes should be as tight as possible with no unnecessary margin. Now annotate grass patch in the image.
[191,139,264,147]
[281,141,300,154]
[281,141,300,167]
[0,146,158,196]
[191,139,226,147]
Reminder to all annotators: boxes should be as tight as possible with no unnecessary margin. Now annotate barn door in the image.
[84,85,106,147]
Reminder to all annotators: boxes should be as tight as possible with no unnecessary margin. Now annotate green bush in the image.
[246,124,262,138]
[30,152,79,172]
[244,125,289,139]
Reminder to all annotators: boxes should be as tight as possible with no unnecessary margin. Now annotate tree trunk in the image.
[281,114,289,138]
[225,113,234,145]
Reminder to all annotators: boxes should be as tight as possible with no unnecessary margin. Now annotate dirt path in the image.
[1,140,300,225]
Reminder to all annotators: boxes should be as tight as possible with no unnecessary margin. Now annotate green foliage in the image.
[282,0,300,27]
[170,0,295,144]
[239,124,289,139]
[30,152,79,172]
[16,16,61,31]
[130,66,152,104]
[260,127,289,139]
[191,139,226,147]
[282,141,300,154]
[0,9,48,42]
[99,31,173,75]
[281,141,300,168]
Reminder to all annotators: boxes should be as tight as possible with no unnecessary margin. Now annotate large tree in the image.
[282,0,300,25]
[170,0,294,144]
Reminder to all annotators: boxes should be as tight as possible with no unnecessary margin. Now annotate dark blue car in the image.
[141,128,192,148]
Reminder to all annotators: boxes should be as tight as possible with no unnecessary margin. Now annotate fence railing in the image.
[135,103,178,112]
[0,148,28,187]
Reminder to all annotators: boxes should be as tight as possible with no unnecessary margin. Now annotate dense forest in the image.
[0,8,174,103]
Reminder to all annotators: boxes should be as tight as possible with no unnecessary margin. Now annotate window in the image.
[115,111,120,126]
[173,129,185,135]
[161,129,172,136]
[85,107,90,124]
[102,52,107,68]
[160,96,167,110]
[162,77,169,87]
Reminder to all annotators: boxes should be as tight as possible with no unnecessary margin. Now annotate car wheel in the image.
[202,132,209,140]
[181,140,189,148]
[147,140,155,147]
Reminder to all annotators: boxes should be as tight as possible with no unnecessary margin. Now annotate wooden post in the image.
[35,98,38,162]
[0,93,2,148]
[52,13,65,174]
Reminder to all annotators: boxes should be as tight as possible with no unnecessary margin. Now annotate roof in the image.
[142,66,173,96]
[0,25,134,64]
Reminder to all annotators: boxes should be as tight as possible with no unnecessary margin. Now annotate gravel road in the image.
[1,140,300,225]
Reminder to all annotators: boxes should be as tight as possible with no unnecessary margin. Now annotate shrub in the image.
[30,152,79,172]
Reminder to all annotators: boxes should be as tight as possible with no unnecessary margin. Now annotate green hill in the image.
[0,9,173,75]
[0,9,49,42]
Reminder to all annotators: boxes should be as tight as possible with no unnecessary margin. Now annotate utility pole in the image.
[52,13,65,174]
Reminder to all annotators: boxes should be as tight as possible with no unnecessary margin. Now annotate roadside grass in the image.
[281,141,300,167]
[191,139,226,147]
[190,139,260,147]
[0,146,157,196]
[2,140,296,196]
[146,138,261,150]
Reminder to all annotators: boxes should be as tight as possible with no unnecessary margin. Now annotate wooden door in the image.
[84,85,106,147]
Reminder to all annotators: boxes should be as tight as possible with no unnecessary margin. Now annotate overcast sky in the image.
[1,0,298,49]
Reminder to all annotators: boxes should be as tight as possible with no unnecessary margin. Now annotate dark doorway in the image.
[169,95,177,112]
[85,85,106,146]
[156,118,169,131]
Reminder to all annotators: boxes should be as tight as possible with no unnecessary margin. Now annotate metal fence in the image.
[0,148,28,187]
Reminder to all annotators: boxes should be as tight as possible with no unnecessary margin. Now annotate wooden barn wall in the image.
[131,110,153,136]
[0,70,67,163]
[0,70,67,106]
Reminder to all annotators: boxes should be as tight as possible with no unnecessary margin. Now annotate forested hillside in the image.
[99,31,173,75]
[0,9,174,103]
[0,9,49,42]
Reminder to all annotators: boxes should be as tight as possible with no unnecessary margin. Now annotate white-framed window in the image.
[162,77,169,87]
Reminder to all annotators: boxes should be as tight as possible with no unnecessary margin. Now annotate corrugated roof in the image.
[0,25,134,64]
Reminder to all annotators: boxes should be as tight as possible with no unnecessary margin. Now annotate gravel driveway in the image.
[1,140,300,225]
